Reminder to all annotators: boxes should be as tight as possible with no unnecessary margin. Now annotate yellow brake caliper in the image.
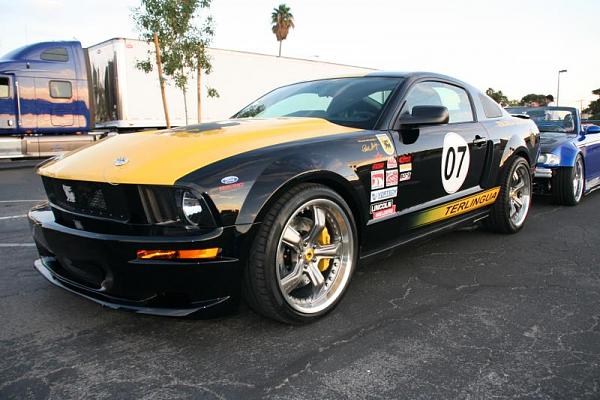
[317,226,331,272]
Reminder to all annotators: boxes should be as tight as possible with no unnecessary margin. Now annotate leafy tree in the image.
[520,93,548,106]
[583,88,600,120]
[485,88,509,106]
[272,4,295,57]
[133,0,217,125]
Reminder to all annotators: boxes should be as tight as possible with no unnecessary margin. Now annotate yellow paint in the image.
[414,187,500,227]
[318,226,331,272]
[38,118,361,185]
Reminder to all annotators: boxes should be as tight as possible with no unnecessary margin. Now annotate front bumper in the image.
[29,205,246,317]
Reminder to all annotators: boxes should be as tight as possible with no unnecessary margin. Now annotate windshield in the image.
[233,77,403,130]
[506,107,576,133]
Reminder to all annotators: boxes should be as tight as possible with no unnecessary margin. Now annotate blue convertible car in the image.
[507,106,600,205]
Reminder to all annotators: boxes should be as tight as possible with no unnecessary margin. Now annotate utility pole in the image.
[153,33,171,129]
[557,69,567,106]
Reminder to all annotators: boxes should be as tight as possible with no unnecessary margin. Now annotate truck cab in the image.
[0,41,91,136]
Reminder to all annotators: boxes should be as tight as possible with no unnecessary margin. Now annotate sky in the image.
[2,0,598,108]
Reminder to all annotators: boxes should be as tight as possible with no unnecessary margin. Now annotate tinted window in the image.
[40,47,69,62]
[0,77,9,98]
[49,81,72,98]
[234,77,403,130]
[480,95,503,118]
[404,81,474,123]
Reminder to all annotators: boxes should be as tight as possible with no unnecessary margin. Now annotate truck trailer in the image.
[0,38,374,158]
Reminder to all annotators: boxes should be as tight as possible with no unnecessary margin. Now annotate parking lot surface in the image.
[1,166,599,399]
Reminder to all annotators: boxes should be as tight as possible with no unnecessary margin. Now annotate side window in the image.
[480,95,503,118]
[403,81,474,123]
[40,47,69,62]
[0,77,9,98]
[49,81,72,99]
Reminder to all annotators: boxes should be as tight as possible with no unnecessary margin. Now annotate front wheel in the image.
[485,156,532,234]
[552,155,584,206]
[243,183,358,324]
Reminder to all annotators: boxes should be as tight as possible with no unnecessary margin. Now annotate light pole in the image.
[557,69,567,106]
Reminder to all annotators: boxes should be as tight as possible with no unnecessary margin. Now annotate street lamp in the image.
[557,69,567,106]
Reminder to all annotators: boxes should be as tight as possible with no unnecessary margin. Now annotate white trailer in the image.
[89,38,375,128]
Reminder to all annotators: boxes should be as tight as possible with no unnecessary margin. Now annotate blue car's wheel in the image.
[553,155,584,206]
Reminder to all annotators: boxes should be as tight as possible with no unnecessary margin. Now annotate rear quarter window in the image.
[480,95,503,118]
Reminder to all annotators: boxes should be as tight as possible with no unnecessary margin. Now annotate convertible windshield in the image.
[506,107,576,134]
[234,77,404,130]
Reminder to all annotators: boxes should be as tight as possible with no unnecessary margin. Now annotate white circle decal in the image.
[441,132,470,194]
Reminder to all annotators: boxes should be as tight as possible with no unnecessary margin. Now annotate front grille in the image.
[42,177,131,221]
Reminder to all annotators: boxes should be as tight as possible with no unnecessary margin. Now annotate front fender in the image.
[553,141,579,168]
[236,154,365,226]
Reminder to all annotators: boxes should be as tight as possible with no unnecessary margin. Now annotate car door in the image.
[391,80,489,215]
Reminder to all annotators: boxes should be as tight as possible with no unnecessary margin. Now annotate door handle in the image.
[472,135,487,147]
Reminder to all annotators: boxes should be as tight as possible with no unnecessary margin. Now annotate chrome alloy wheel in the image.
[509,164,532,228]
[573,157,584,202]
[276,199,354,314]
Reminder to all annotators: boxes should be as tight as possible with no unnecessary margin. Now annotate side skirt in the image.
[360,209,490,261]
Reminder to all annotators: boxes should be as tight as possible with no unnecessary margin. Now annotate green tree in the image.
[583,88,600,120]
[520,93,547,106]
[133,0,216,125]
[272,4,295,57]
[485,88,509,105]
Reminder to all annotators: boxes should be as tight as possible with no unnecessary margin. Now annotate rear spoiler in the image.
[510,114,530,120]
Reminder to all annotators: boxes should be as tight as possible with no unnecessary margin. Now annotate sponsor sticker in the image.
[387,156,397,169]
[372,162,385,170]
[386,169,398,186]
[370,187,398,202]
[399,163,412,172]
[371,170,385,190]
[400,171,412,182]
[376,134,395,156]
[398,154,412,164]
[373,205,396,220]
[217,182,245,192]
[370,199,393,213]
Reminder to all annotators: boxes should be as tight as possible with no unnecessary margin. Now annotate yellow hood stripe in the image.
[38,118,361,185]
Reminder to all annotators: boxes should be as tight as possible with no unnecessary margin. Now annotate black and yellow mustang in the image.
[30,72,540,323]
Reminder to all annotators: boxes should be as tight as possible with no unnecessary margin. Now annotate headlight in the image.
[182,191,205,225]
[537,153,560,166]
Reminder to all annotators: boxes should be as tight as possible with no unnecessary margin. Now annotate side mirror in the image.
[586,125,600,135]
[396,106,449,129]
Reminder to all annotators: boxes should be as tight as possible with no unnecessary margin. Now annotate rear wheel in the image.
[485,156,532,234]
[243,183,358,324]
[552,155,584,206]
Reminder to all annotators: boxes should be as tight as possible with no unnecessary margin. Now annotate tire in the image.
[243,183,358,324]
[485,156,532,234]
[552,155,584,206]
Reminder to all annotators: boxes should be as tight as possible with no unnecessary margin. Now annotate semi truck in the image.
[0,38,374,158]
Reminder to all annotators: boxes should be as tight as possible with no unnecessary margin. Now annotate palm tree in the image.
[271,4,295,57]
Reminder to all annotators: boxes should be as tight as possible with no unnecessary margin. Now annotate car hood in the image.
[38,118,360,185]
[539,131,575,153]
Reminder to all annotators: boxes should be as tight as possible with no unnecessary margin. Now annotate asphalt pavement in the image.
[0,166,598,399]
